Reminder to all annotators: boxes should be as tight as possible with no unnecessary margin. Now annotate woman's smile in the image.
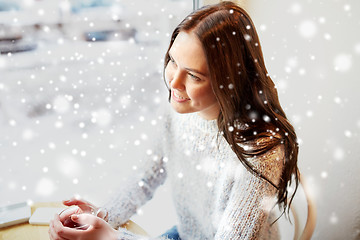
[172,91,190,102]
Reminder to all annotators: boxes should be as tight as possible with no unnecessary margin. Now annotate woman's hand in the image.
[62,197,108,221]
[49,213,118,240]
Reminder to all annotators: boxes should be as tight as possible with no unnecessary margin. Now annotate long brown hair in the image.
[164,1,299,217]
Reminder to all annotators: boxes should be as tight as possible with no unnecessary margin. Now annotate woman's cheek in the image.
[165,64,173,83]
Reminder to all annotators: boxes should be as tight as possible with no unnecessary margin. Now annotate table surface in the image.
[0,202,148,240]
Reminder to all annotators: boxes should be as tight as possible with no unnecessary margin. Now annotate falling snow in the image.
[355,43,360,54]
[333,54,352,72]
[333,147,345,161]
[330,212,339,225]
[299,20,317,39]
[289,3,302,14]
[0,0,359,239]
[35,178,56,196]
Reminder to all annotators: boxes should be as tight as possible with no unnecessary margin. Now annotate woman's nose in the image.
[170,70,185,91]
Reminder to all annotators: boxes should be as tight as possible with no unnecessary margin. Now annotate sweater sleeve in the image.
[102,109,170,230]
[102,155,168,230]
[114,227,171,240]
[214,144,284,240]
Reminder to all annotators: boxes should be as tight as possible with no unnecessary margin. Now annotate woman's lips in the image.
[172,91,190,102]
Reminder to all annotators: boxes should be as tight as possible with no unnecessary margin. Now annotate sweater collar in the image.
[190,112,218,133]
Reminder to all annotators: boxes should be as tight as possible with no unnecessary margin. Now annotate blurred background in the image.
[0,0,359,239]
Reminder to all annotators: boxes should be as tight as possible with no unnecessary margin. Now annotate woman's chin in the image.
[170,104,192,114]
[172,108,190,114]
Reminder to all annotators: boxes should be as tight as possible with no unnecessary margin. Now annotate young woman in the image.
[49,1,299,239]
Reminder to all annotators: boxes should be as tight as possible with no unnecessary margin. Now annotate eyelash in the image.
[188,72,201,81]
[169,56,176,65]
[169,55,201,81]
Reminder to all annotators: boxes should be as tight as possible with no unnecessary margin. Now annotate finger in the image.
[53,213,67,230]
[49,215,71,240]
[49,228,70,240]
[53,214,73,234]
[71,213,104,229]
[57,214,99,239]
[59,206,81,217]
[58,206,82,223]
[96,208,108,220]
[63,197,95,213]
[63,196,85,206]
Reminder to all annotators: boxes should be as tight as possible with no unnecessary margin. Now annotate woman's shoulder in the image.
[235,133,285,186]
[250,140,285,187]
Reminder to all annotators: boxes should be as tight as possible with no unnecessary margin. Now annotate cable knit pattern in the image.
[103,108,284,240]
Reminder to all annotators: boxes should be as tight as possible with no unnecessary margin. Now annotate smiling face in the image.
[165,31,220,120]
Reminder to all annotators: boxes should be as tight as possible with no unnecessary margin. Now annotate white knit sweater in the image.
[103,108,284,240]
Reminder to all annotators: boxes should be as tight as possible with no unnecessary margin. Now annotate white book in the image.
[29,207,65,225]
[0,202,31,229]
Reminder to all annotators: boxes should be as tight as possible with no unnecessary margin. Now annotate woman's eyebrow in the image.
[169,52,208,77]
[184,67,208,77]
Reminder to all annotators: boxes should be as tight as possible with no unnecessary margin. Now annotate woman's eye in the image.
[169,56,176,65]
[188,72,201,81]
